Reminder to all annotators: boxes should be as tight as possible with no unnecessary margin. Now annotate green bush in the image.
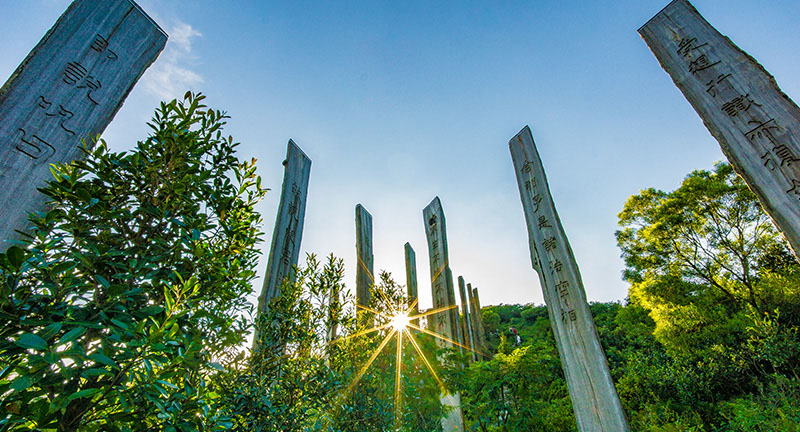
[0,92,266,431]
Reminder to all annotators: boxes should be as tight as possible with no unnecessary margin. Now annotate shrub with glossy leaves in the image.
[0,92,266,431]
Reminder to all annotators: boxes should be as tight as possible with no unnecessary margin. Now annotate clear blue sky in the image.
[4,1,800,310]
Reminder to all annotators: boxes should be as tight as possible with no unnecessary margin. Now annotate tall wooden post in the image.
[254,140,311,351]
[404,242,420,325]
[458,276,476,362]
[355,204,374,318]
[446,268,464,356]
[423,197,465,432]
[424,197,461,347]
[468,284,488,357]
[510,125,629,431]
[0,0,167,246]
[640,0,800,259]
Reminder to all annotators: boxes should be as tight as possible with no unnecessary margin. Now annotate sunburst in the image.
[330,287,485,429]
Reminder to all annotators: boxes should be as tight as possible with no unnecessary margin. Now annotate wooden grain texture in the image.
[640,0,800,258]
[404,242,419,325]
[355,204,374,311]
[440,393,465,432]
[468,284,488,357]
[457,276,476,362]
[446,267,464,356]
[510,125,629,431]
[0,0,166,246]
[423,197,460,346]
[423,197,464,432]
[256,140,311,314]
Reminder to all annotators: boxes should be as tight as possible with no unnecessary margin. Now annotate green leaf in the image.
[58,327,87,345]
[67,388,102,401]
[52,261,76,273]
[140,306,164,316]
[83,368,112,378]
[6,246,25,269]
[89,353,119,369]
[111,319,130,330]
[10,375,32,392]
[43,350,60,364]
[16,333,48,351]
[38,322,62,341]
[95,275,110,288]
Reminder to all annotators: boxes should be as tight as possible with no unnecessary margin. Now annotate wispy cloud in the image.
[143,22,203,101]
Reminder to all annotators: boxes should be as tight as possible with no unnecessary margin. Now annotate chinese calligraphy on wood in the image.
[254,140,311,351]
[510,125,629,431]
[640,0,800,259]
[0,0,167,245]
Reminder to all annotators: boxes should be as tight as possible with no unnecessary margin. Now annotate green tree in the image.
[224,264,444,432]
[455,342,574,432]
[616,162,799,354]
[0,93,266,431]
[614,162,800,430]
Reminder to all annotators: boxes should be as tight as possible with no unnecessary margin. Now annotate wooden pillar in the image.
[355,204,374,317]
[423,196,465,432]
[446,268,464,356]
[0,0,167,246]
[423,197,460,347]
[254,140,311,351]
[640,0,800,259]
[468,284,488,357]
[510,125,629,431]
[458,276,476,362]
[404,242,420,325]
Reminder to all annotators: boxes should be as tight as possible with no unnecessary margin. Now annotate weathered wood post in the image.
[0,0,167,246]
[355,204,374,322]
[468,284,488,357]
[458,276,476,362]
[510,125,629,431]
[446,268,465,356]
[404,242,420,325]
[640,0,800,259]
[253,140,311,351]
[423,197,465,432]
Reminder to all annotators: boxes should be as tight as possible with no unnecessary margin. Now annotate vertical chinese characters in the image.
[15,33,119,162]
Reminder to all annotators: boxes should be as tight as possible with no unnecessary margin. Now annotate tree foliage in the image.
[222,262,444,432]
[0,93,266,431]
[616,162,800,354]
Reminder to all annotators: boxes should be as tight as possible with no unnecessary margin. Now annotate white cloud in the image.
[143,22,203,101]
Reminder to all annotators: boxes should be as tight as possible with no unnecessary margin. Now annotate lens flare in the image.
[390,312,411,331]
[329,291,486,427]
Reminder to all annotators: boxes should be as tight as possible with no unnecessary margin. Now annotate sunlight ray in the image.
[373,284,395,311]
[344,328,397,395]
[326,323,391,348]
[407,322,481,355]
[406,329,445,392]
[356,303,382,316]
[414,304,457,319]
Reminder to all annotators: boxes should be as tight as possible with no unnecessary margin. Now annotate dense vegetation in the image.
[471,163,800,431]
[2,94,799,431]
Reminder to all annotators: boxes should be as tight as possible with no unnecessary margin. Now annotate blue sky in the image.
[4,0,800,310]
